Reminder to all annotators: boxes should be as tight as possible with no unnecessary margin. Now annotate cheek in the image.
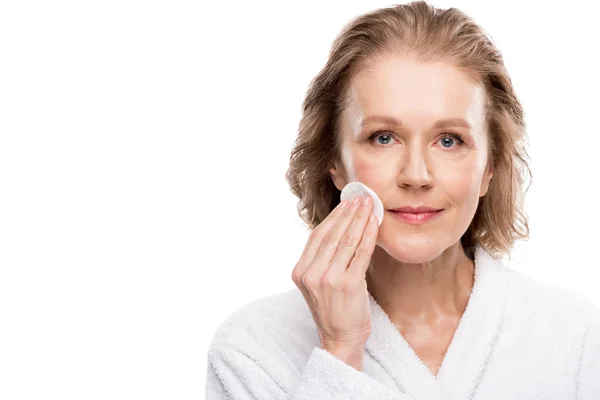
[343,149,395,182]
[436,165,483,204]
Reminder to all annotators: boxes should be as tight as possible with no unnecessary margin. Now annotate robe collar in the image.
[365,244,509,400]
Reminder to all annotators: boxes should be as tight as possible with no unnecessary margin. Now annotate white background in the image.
[1,0,599,398]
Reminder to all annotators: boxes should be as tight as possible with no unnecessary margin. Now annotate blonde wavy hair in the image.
[285,0,531,259]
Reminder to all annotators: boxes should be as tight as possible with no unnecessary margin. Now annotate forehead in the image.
[343,55,486,131]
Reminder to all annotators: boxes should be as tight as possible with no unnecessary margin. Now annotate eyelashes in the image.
[367,131,466,148]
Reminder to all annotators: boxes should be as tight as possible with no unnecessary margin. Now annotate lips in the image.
[388,209,443,224]
[390,206,443,213]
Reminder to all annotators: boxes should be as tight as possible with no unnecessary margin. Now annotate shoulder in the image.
[207,288,320,362]
[503,266,600,333]
[205,290,322,396]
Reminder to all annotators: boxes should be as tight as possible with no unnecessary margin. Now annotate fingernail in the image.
[352,196,361,205]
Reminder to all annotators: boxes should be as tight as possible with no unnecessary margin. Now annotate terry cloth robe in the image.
[205,244,600,399]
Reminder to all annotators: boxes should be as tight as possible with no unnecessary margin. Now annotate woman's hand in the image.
[291,195,379,371]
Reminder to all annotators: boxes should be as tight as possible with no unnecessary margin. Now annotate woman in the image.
[206,2,600,399]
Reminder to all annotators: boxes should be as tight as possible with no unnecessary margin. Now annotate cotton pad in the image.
[340,181,384,226]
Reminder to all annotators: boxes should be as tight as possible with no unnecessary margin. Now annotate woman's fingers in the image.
[291,200,348,282]
[346,212,379,280]
[307,196,364,280]
[326,196,374,280]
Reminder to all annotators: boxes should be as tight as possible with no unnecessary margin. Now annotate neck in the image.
[366,241,475,327]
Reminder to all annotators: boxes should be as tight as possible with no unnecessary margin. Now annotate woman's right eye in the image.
[368,131,396,146]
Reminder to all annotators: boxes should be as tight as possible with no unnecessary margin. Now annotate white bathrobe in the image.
[205,244,600,399]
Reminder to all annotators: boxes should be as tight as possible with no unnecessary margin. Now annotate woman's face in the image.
[329,54,493,263]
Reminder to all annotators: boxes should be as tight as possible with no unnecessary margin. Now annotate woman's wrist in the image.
[321,341,365,371]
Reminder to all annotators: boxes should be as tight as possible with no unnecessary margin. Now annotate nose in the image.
[396,143,433,189]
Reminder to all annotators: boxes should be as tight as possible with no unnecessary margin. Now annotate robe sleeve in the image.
[206,344,414,400]
[577,306,600,399]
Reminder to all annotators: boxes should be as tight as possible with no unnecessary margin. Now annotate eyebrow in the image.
[360,116,473,130]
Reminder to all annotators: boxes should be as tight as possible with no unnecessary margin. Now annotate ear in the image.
[479,160,494,197]
[329,161,348,192]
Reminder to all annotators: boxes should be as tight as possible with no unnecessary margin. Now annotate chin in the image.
[376,234,446,264]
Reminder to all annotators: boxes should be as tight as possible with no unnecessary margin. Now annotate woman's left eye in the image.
[438,133,465,148]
